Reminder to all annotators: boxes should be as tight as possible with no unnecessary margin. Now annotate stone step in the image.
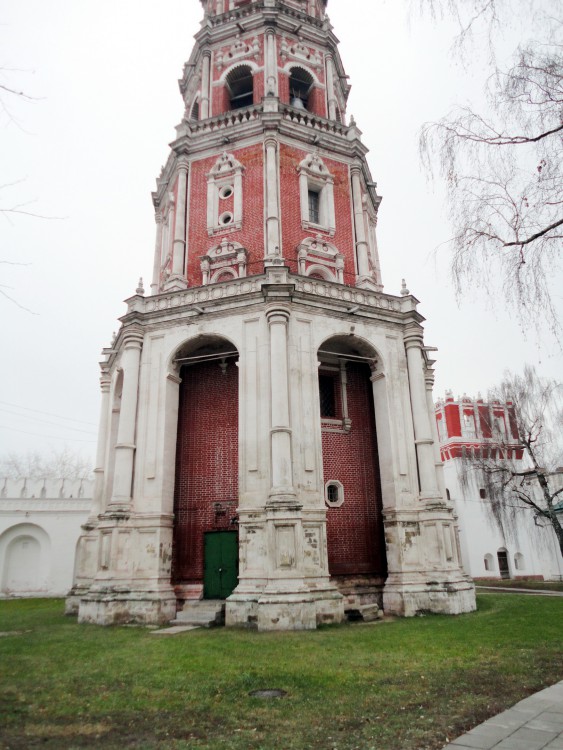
[171,599,225,627]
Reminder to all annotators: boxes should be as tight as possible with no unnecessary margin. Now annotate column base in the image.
[383,575,476,617]
[226,588,344,631]
[162,275,187,292]
[77,585,177,626]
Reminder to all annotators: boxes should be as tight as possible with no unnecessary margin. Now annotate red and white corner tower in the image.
[68,0,475,629]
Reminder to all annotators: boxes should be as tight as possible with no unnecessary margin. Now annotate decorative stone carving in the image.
[201,238,248,284]
[207,152,245,235]
[215,35,261,71]
[297,236,344,283]
[297,153,336,236]
[280,37,322,70]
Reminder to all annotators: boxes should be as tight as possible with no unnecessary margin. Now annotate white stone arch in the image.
[160,332,242,522]
[219,59,260,84]
[306,264,335,282]
[315,332,397,512]
[298,237,343,281]
[282,61,321,86]
[0,523,51,595]
[210,267,238,283]
[166,332,242,594]
[315,333,389,581]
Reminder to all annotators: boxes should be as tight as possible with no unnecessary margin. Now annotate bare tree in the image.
[418,0,563,334]
[0,447,93,481]
[460,366,563,558]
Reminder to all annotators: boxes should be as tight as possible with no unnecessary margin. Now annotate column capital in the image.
[99,371,111,392]
[176,157,189,173]
[266,304,291,325]
[404,328,424,351]
[121,327,144,350]
[154,211,162,223]
[264,135,279,150]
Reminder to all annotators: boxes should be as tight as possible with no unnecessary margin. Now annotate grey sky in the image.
[1,0,561,463]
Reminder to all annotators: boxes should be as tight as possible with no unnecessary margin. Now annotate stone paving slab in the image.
[150,625,201,636]
[444,681,563,750]
[476,587,563,597]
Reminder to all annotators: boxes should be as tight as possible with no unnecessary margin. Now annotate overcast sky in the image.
[1,0,561,465]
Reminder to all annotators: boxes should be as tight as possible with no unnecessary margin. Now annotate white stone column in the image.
[325,54,337,120]
[108,329,143,512]
[265,29,278,96]
[350,165,371,281]
[425,365,448,499]
[264,136,282,263]
[266,305,295,500]
[150,212,163,295]
[404,330,440,499]
[89,367,112,522]
[200,51,211,120]
[171,161,188,279]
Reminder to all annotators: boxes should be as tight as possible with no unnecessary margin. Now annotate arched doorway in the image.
[497,548,510,579]
[171,336,239,600]
[1,534,41,594]
[317,336,387,600]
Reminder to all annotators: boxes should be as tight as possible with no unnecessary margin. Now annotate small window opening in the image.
[308,189,320,224]
[446,488,451,501]
[219,211,233,226]
[226,65,254,110]
[289,67,314,111]
[219,185,234,199]
[190,100,200,121]
[479,488,487,499]
[327,484,339,504]
[319,374,336,418]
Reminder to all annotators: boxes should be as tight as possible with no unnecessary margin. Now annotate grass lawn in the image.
[1,594,562,750]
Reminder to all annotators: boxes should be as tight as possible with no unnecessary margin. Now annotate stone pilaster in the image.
[350,165,371,286]
[325,54,337,121]
[200,51,211,120]
[404,329,440,501]
[107,329,143,514]
[150,212,163,295]
[163,160,188,291]
[266,305,295,502]
[264,136,282,265]
[265,28,278,96]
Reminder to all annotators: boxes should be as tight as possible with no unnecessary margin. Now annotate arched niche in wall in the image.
[288,65,315,111]
[316,335,387,583]
[170,335,240,600]
[225,63,255,110]
[0,523,51,595]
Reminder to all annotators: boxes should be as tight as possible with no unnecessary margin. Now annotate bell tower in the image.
[68,0,476,629]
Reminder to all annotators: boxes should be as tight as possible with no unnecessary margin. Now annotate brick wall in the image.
[172,357,239,584]
[186,143,265,286]
[279,144,356,282]
[321,362,387,577]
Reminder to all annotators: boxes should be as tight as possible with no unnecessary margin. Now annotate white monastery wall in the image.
[443,464,563,581]
[0,479,92,597]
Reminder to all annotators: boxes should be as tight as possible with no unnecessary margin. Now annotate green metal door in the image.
[203,531,238,599]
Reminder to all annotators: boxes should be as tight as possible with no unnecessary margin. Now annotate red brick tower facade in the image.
[69,0,475,629]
